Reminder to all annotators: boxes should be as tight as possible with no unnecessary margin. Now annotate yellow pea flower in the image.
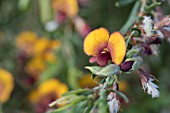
[29,79,68,103]
[33,39,60,63]
[16,31,38,55]
[43,52,57,63]
[0,68,14,103]
[84,27,126,66]
[26,57,46,78]
[33,38,50,55]
[52,0,79,17]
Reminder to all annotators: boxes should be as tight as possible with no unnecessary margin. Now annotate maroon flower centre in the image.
[89,48,111,66]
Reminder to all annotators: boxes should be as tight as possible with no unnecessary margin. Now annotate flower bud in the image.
[137,69,160,98]
[120,61,134,72]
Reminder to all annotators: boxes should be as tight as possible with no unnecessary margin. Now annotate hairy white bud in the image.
[142,16,153,37]
[143,78,160,98]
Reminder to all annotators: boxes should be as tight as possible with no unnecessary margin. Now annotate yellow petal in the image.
[26,57,46,78]
[16,31,37,55]
[108,32,126,65]
[84,27,109,56]
[0,69,14,103]
[33,38,50,55]
[52,0,78,17]
[38,79,68,98]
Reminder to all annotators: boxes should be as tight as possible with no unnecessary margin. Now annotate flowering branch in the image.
[49,0,170,113]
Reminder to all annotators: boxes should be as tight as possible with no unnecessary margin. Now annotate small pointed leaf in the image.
[63,89,92,96]
[85,64,120,77]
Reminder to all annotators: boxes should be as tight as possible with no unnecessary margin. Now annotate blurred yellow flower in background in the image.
[16,31,61,79]
[33,38,50,55]
[43,52,57,63]
[0,68,14,104]
[16,31,38,55]
[52,0,79,17]
[33,38,61,57]
[49,40,61,50]
[79,74,99,88]
[26,57,46,79]
[119,81,129,92]
[29,79,68,103]
[16,31,61,57]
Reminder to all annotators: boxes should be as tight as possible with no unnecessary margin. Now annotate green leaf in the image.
[85,64,120,77]
[63,89,92,96]
[67,67,83,89]
[72,101,88,113]
[49,95,76,107]
[106,76,114,86]
[38,0,53,23]
[98,90,109,113]
[18,0,30,11]
[51,96,87,113]
[126,48,139,58]
[83,101,94,113]
[38,63,62,83]
[52,101,81,113]
[145,2,161,13]
[126,56,143,71]
[115,0,135,7]
[85,66,102,74]
[100,78,106,84]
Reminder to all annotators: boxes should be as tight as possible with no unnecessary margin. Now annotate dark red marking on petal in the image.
[96,52,111,66]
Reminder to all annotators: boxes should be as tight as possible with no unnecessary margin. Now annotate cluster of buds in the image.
[137,69,160,98]
[108,83,120,113]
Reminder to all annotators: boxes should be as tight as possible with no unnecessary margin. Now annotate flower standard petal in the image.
[84,27,109,56]
[108,32,126,65]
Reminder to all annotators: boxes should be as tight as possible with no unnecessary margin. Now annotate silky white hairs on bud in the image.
[142,16,153,37]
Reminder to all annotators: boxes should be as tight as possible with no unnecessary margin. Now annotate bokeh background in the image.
[0,0,170,113]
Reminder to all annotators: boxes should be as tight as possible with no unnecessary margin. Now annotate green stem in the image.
[103,77,109,88]
[18,0,30,11]
[139,0,147,17]
[113,75,118,83]
[38,0,53,23]
[120,0,141,34]
[126,31,135,47]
